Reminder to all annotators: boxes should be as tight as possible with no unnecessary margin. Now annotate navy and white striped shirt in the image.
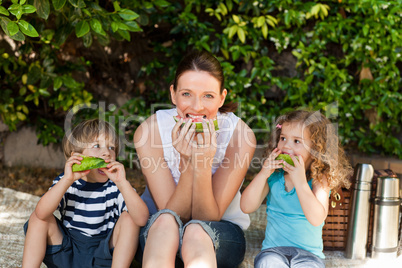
[51,173,127,237]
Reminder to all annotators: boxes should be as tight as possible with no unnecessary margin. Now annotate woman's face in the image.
[170,70,227,120]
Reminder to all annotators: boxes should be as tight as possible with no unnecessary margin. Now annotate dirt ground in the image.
[0,163,254,197]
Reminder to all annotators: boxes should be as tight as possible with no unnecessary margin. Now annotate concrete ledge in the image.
[349,153,402,177]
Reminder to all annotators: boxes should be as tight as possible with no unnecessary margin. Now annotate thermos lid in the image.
[376,177,400,199]
[354,163,374,183]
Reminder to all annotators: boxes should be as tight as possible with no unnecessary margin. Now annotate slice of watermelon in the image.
[72,156,108,172]
[275,154,299,167]
[173,115,219,133]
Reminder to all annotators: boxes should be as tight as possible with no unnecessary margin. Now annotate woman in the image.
[134,50,256,267]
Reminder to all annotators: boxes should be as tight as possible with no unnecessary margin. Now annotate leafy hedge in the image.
[1,0,401,159]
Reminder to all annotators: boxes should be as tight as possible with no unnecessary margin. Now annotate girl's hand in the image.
[64,154,90,182]
[282,154,307,187]
[100,160,126,184]
[260,148,284,177]
[191,119,217,169]
[172,118,196,161]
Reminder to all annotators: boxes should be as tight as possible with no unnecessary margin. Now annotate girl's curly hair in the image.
[268,109,353,190]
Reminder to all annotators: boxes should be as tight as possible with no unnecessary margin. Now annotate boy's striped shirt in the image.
[51,173,127,237]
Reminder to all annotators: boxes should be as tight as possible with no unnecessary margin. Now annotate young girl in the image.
[241,110,353,268]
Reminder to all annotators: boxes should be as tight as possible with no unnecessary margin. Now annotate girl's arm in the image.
[240,148,284,213]
[240,171,269,214]
[34,155,89,220]
[283,155,330,226]
[191,119,256,221]
[134,115,193,221]
[295,175,329,226]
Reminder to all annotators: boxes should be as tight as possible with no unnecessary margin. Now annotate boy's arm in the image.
[34,155,88,220]
[115,180,149,226]
[101,161,149,226]
[34,176,74,220]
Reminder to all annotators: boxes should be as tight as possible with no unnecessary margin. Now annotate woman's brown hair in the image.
[172,50,238,113]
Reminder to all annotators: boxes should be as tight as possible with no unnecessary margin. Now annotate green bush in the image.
[1,0,401,160]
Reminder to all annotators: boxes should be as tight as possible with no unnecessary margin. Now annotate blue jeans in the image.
[254,247,325,268]
[136,209,246,268]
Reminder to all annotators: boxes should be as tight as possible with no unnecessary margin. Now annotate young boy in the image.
[22,119,149,268]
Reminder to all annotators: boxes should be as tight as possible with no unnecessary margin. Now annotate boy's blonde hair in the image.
[269,109,353,190]
[62,119,120,159]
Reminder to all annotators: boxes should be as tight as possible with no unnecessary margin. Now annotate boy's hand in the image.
[282,154,307,187]
[64,154,90,182]
[260,148,284,177]
[100,160,126,184]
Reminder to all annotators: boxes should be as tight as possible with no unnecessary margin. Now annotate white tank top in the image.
[141,108,250,230]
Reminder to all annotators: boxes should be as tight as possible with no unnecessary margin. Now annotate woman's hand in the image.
[282,154,307,188]
[64,153,90,182]
[191,119,217,169]
[260,148,284,178]
[172,118,196,161]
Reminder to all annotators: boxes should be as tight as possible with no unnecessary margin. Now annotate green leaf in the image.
[68,0,85,8]
[118,29,130,41]
[124,21,142,32]
[75,20,89,38]
[34,0,50,19]
[0,6,10,16]
[52,0,66,10]
[39,89,51,97]
[7,21,19,36]
[16,112,26,121]
[228,25,237,38]
[111,21,118,32]
[18,20,39,37]
[237,27,245,43]
[257,16,265,27]
[118,9,139,21]
[261,23,268,39]
[53,76,63,90]
[22,4,36,13]
[153,0,170,7]
[8,4,23,19]
[82,32,92,47]
[232,14,240,24]
[90,18,105,35]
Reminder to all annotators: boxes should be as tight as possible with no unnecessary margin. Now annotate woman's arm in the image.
[191,119,256,221]
[134,115,193,221]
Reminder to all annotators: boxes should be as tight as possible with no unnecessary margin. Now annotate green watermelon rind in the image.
[275,154,298,167]
[173,116,219,133]
[72,156,108,172]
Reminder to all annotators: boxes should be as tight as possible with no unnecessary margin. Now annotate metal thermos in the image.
[345,163,374,259]
[371,176,401,259]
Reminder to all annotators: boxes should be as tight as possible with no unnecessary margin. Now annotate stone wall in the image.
[2,126,64,169]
